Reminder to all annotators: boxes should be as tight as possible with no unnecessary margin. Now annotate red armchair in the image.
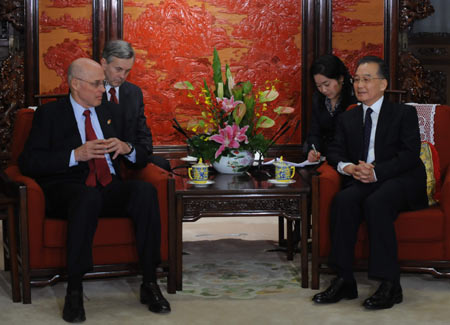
[4,108,176,303]
[311,104,450,289]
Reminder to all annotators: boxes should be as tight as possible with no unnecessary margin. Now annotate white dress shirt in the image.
[69,95,135,171]
[337,96,384,178]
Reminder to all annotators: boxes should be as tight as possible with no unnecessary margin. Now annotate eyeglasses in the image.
[74,77,107,88]
[351,76,384,84]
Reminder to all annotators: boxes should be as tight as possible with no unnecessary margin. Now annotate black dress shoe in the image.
[312,277,358,304]
[62,290,86,323]
[363,281,403,310]
[140,282,171,313]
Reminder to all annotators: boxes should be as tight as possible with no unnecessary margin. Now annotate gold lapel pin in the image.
[107,119,111,125]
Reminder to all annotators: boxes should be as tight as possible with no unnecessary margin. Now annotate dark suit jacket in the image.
[18,97,148,188]
[102,81,153,156]
[327,98,428,210]
[306,91,357,156]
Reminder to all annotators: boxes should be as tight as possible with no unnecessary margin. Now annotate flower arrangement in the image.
[173,49,296,163]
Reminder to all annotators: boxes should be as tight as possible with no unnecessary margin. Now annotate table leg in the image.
[167,179,176,294]
[301,194,309,288]
[175,197,183,291]
[286,218,293,261]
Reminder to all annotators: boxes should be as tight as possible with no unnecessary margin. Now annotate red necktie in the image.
[109,87,119,104]
[83,110,112,187]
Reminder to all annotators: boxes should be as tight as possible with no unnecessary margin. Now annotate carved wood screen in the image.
[398,0,447,104]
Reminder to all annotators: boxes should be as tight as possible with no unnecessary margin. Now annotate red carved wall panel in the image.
[332,0,384,74]
[38,0,92,95]
[123,0,302,146]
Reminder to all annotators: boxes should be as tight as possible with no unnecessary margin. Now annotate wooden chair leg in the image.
[18,185,31,304]
[286,219,294,261]
[7,204,21,302]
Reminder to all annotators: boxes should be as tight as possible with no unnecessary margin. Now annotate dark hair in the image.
[102,40,135,63]
[310,54,353,103]
[356,56,389,80]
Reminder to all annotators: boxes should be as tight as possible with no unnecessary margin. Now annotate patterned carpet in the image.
[178,239,302,299]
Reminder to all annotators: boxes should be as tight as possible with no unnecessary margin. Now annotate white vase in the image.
[213,150,254,174]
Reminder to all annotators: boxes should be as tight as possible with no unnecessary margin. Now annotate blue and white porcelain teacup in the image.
[188,158,209,183]
[273,156,295,182]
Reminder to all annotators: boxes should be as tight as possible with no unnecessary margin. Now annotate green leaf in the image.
[203,79,211,98]
[212,48,223,91]
[274,106,295,114]
[174,81,194,90]
[233,103,247,125]
[232,84,243,101]
[256,116,275,129]
[242,81,252,95]
[259,89,279,103]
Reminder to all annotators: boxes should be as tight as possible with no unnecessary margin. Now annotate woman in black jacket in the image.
[306,54,357,162]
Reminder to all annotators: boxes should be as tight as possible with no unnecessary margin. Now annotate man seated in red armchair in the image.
[18,58,170,322]
[312,56,428,309]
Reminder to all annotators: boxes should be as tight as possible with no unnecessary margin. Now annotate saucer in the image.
[187,180,215,188]
[268,179,296,187]
[180,156,198,163]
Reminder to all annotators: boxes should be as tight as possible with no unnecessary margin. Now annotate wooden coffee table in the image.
[170,167,310,290]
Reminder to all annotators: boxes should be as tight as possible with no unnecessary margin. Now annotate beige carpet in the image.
[1,217,450,324]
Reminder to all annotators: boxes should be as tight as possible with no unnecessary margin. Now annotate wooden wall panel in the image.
[38,0,92,95]
[332,0,384,74]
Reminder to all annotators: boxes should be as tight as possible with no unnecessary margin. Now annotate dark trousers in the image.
[328,178,409,282]
[44,177,161,279]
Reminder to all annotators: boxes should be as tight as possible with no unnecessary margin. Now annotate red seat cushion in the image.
[44,218,136,248]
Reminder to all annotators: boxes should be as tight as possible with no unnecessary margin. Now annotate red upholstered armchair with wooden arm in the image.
[311,105,450,289]
[4,108,176,303]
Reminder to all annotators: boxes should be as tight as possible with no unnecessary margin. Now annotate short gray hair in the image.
[102,40,135,63]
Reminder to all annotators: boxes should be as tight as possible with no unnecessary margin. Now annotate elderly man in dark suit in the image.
[19,58,170,323]
[100,40,171,172]
[312,56,428,309]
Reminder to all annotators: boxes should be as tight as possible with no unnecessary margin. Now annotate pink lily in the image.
[216,96,243,113]
[210,124,249,158]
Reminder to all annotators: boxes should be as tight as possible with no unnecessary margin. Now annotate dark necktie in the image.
[109,87,119,104]
[362,107,373,162]
[83,110,112,187]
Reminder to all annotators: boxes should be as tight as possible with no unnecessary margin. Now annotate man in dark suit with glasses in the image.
[312,56,428,310]
[19,58,171,323]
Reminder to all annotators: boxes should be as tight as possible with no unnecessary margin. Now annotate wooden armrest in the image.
[5,165,46,224]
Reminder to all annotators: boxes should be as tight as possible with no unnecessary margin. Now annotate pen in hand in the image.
[309,144,321,162]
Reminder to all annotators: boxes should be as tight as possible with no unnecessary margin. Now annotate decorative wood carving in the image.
[416,47,448,57]
[0,52,25,168]
[398,51,445,104]
[0,0,24,31]
[183,197,301,221]
[0,0,25,168]
[399,0,434,32]
[397,1,448,104]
